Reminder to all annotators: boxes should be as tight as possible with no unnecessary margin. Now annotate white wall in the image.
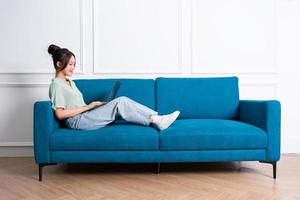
[0,0,298,156]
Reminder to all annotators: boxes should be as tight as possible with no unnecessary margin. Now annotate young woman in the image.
[48,44,180,131]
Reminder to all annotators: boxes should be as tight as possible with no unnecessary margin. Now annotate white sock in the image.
[151,114,162,124]
[151,111,180,131]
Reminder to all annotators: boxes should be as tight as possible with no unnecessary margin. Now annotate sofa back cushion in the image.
[74,78,156,110]
[155,76,239,119]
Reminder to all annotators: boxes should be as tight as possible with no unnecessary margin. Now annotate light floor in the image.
[0,154,299,200]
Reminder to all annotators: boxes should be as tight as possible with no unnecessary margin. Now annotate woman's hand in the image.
[87,101,106,110]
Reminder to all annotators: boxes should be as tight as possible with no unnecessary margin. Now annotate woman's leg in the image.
[75,96,158,130]
[106,96,180,131]
[112,96,158,126]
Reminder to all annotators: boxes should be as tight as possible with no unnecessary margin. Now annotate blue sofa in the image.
[34,76,281,181]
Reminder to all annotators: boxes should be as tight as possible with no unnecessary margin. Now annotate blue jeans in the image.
[64,96,158,130]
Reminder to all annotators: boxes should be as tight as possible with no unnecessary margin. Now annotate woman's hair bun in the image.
[48,44,61,55]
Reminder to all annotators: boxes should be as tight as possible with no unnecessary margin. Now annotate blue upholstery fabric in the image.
[159,119,267,150]
[155,77,239,119]
[34,101,59,163]
[50,149,266,163]
[239,100,281,161]
[50,124,159,151]
[74,78,155,110]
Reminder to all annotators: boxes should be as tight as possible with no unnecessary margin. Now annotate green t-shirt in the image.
[49,77,87,110]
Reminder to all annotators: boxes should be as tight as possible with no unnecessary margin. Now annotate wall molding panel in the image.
[191,0,277,74]
[93,0,183,74]
[0,0,84,74]
[0,86,49,146]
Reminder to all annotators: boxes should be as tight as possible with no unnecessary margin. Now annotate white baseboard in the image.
[0,146,33,157]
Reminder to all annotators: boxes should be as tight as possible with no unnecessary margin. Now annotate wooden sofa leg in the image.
[259,161,277,179]
[38,163,57,182]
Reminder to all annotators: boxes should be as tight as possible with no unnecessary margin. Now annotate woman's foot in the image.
[150,111,180,131]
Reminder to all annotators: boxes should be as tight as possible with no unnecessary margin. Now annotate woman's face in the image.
[62,56,76,77]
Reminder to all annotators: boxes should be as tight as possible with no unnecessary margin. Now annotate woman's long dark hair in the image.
[48,44,75,71]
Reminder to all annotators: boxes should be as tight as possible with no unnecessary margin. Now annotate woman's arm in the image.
[54,101,105,120]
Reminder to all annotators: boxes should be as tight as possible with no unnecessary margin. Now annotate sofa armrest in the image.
[34,101,60,164]
[239,100,281,161]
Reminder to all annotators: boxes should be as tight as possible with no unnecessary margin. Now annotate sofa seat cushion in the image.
[50,124,159,151]
[159,119,267,150]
